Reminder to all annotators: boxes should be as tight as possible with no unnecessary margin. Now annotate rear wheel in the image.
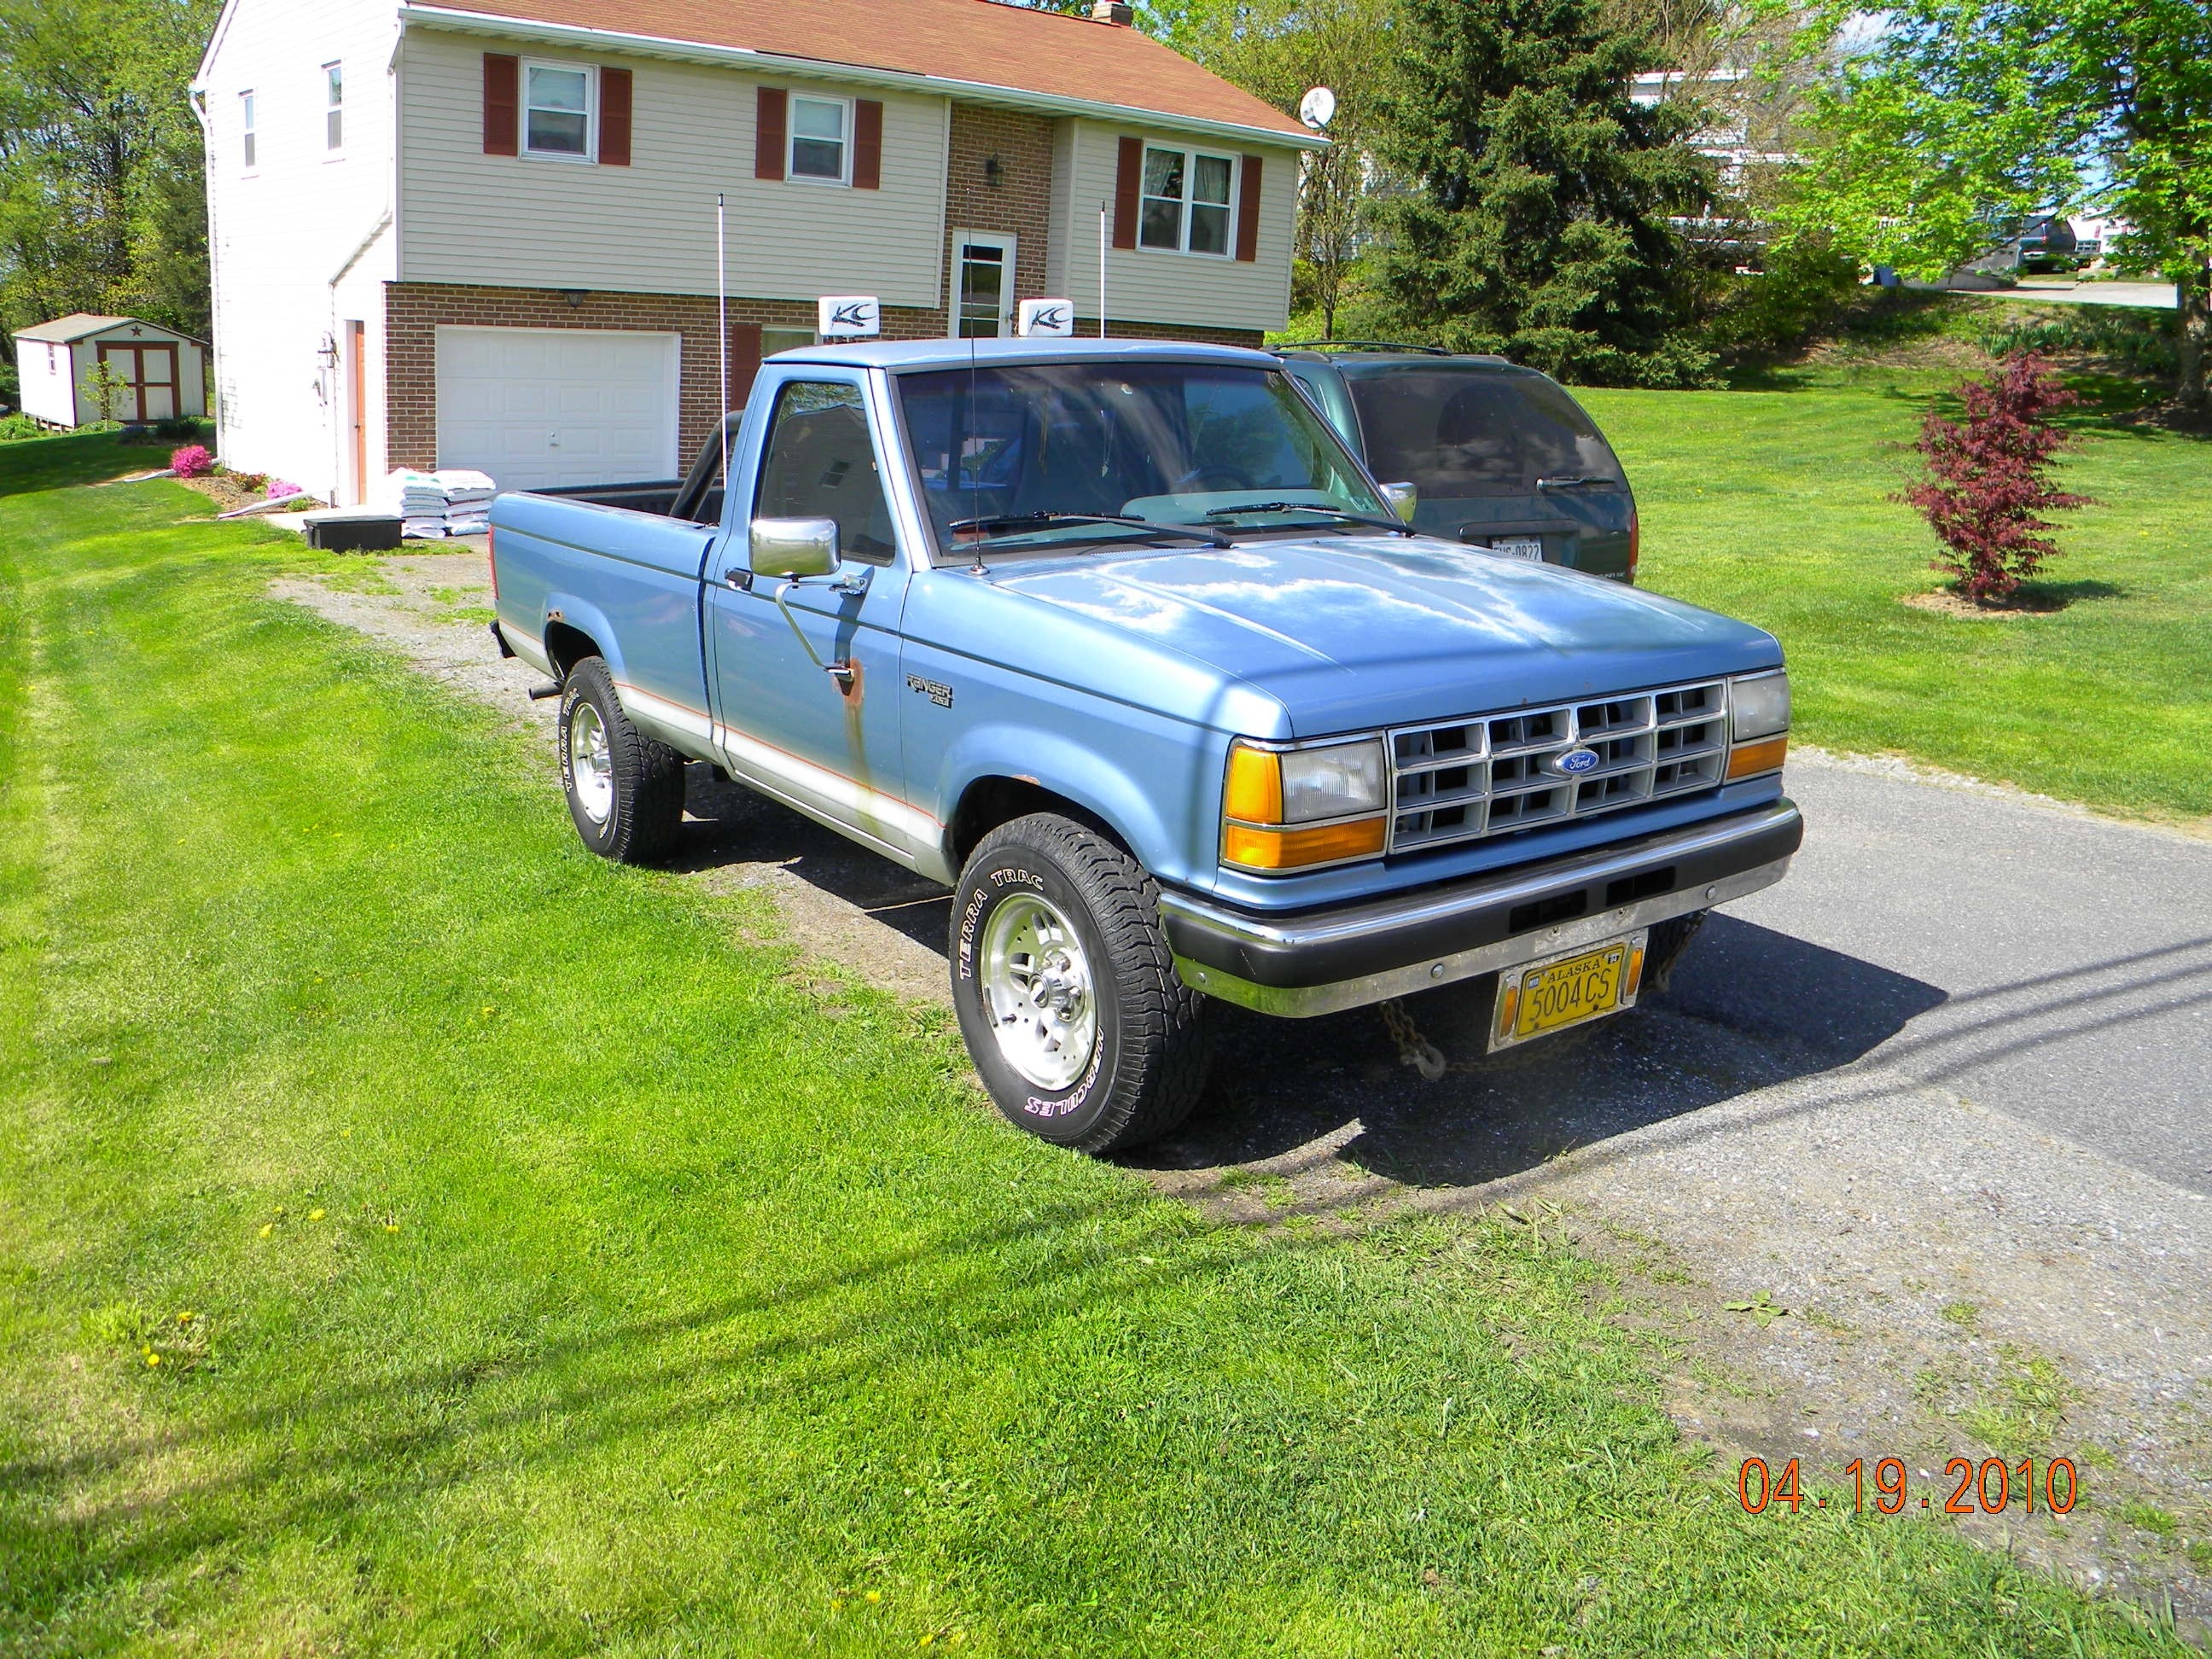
[952,814,1210,1154]
[557,656,684,864]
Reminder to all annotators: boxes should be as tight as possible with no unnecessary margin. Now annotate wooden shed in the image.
[11,314,209,428]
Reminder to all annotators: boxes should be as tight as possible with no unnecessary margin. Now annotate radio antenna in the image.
[716,192,731,495]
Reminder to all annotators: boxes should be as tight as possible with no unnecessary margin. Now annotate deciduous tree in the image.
[1774,0,2212,410]
[1905,354,2090,603]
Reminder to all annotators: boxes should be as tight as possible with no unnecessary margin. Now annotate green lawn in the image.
[1580,368,2212,824]
[0,432,2192,1656]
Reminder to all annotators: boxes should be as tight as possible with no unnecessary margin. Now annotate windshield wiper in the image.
[947,510,1232,550]
[1202,501,1417,537]
[1537,475,1603,490]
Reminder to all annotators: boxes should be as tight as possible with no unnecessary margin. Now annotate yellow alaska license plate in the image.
[1489,930,1647,1051]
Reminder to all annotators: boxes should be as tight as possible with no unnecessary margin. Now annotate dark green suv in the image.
[1276,343,1640,583]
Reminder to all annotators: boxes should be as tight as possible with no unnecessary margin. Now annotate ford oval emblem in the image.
[1551,746,1602,776]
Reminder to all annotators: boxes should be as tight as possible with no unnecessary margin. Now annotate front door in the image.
[952,230,1016,339]
[346,323,367,504]
[703,375,922,861]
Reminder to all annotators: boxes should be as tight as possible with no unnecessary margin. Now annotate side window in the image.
[753,381,898,565]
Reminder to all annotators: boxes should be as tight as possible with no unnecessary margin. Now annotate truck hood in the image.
[982,533,1782,736]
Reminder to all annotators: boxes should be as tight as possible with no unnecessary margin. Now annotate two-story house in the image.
[192,0,1320,502]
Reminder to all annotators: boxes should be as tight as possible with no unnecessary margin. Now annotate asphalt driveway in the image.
[1674,757,2212,1196]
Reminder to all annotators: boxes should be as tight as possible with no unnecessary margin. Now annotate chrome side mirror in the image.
[1379,480,1418,523]
[750,516,840,579]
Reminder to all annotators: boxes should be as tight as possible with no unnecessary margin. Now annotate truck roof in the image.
[765,336,1284,373]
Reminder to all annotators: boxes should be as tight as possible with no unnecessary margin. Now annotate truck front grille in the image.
[1389,678,1729,854]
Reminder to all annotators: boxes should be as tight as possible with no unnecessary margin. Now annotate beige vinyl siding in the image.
[399,28,949,307]
[1051,120,1296,335]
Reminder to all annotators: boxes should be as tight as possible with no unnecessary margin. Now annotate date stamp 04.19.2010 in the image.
[1738,1457,2082,1517]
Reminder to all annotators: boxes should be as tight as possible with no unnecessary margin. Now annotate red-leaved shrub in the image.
[171,444,214,477]
[1903,354,2091,605]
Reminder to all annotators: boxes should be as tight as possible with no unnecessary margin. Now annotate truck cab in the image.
[491,338,1801,1154]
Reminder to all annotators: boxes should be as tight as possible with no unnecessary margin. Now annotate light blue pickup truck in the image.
[490,338,1801,1153]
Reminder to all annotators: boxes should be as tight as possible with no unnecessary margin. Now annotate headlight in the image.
[1222,736,1388,871]
[1730,671,1790,740]
[1282,741,1387,822]
[1726,671,1790,781]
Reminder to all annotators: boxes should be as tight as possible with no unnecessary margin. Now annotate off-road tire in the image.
[558,656,685,864]
[952,814,1211,1155]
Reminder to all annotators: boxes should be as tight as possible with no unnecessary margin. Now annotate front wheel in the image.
[557,656,685,864]
[951,814,1211,1154]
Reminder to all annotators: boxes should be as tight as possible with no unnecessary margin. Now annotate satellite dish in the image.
[1298,85,1337,131]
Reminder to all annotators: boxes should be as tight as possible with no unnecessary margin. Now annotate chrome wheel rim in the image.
[569,701,614,824]
[979,893,1098,1091]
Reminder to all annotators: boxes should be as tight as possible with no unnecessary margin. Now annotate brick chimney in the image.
[1091,1,1134,23]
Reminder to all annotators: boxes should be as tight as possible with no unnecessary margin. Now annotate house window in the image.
[789,95,848,183]
[1138,146,1236,255]
[524,62,593,158]
[240,90,256,171]
[324,62,343,152]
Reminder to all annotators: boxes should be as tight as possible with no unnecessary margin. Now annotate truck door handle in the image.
[725,568,752,591]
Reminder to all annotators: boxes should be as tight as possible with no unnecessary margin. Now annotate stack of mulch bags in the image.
[386,469,498,538]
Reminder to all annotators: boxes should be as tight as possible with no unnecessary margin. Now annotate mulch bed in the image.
[1899,587,2065,619]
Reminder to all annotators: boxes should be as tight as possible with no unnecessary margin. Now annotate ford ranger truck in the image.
[489,338,1802,1155]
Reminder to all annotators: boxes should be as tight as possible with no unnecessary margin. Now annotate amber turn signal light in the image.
[1726,735,1788,780]
[1223,817,1387,870]
[1223,743,1284,824]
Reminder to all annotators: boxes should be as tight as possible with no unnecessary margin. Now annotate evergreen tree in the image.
[1372,0,1715,383]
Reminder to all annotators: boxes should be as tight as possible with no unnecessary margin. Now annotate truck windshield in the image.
[895,362,1389,554]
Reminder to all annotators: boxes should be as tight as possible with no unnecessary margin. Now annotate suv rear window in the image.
[1344,369,1627,498]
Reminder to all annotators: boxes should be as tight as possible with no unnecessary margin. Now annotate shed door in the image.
[96,342,178,422]
[434,326,680,491]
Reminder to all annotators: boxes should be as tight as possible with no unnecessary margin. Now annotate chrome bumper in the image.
[1158,799,1802,1017]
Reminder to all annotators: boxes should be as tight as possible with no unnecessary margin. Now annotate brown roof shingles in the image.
[418,0,1312,140]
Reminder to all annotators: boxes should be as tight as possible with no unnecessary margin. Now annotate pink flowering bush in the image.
[170,444,214,477]
[267,478,306,500]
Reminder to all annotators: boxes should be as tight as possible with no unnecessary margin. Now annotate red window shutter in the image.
[730,323,764,408]
[1236,154,1263,262]
[1112,136,1142,250]
[755,87,787,181]
[599,67,632,166]
[483,54,519,156]
[853,99,883,189]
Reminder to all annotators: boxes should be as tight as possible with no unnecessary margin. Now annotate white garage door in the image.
[435,326,680,491]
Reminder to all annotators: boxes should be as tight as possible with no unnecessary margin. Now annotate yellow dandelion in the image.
[176,1311,195,1324]
[309,1208,326,1222]
[920,1636,934,1649]
[274,1206,285,1216]
[258,1223,273,1238]
[144,1349,160,1367]
[865,1591,882,1604]
[830,1599,844,1613]
[341,1128,353,1138]
[384,1221,399,1232]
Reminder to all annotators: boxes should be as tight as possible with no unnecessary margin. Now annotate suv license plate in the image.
[1485,537,1545,562]
[1488,930,1646,1051]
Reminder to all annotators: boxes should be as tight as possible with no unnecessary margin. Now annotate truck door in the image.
[702,375,923,864]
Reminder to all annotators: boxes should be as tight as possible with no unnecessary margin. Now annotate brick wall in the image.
[382,283,945,471]
[943,104,1056,321]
